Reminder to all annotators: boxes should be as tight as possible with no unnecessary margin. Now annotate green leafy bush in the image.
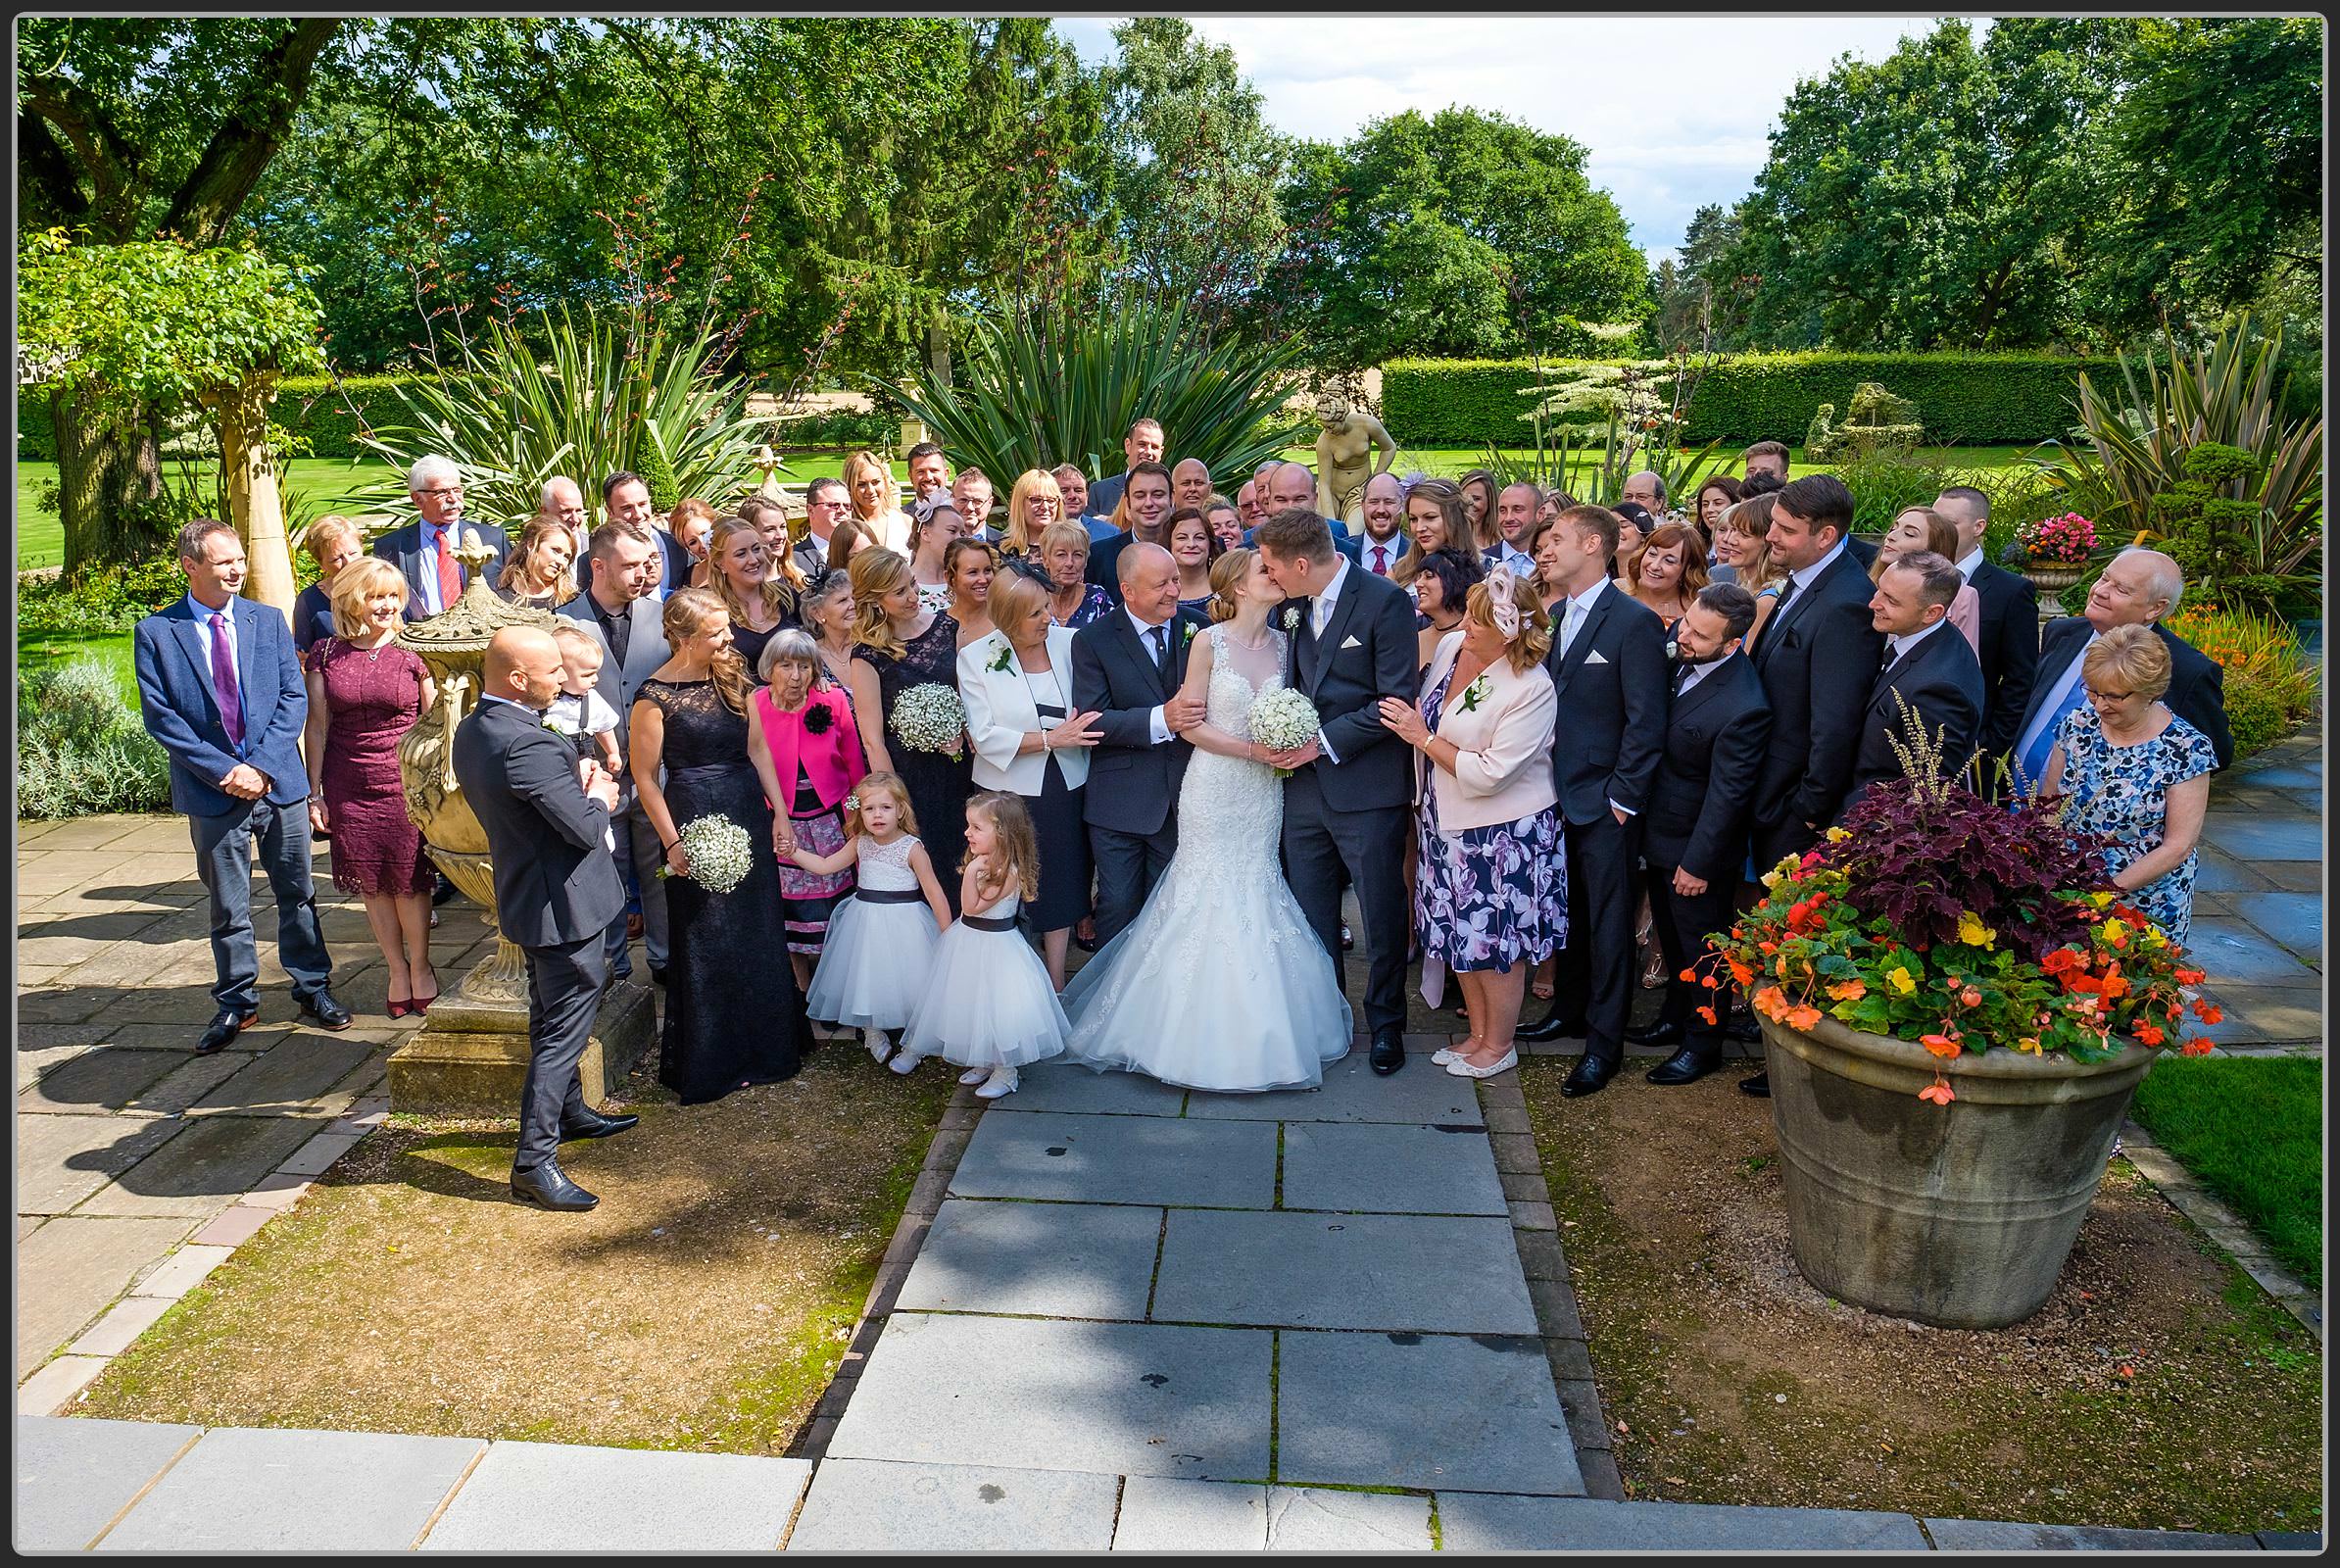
[1830,448,1955,533]
[16,659,172,819]
[767,407,898,450]
[16,557,189,637]
[1383,352,2134,448]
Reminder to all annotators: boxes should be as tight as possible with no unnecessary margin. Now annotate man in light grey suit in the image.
[557,522,672,984]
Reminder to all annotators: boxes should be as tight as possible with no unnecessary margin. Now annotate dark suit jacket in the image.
[1279,563,1420,813]
[2018,618,2236,771]
[1543,582,1670,825]
[1968,559,2039,756]
[1844,623,1985,811]
[133,597,311,816]
[451,698,626,949]
[1845,532,1879,567]
[371,519,512,620]
[554,591,671,753]
[1085,528,1143,603]
[1069,607,1210,836]
[1749,550,1886,832]
[1643,653,1773,883]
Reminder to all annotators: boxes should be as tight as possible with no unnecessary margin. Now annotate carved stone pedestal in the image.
[388,975,654,1118]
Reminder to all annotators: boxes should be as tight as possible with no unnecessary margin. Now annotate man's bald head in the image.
[484,626,566,710]
[1268,462,1318,513]
[1118,541,1182,626]
[1621,470,1666,514]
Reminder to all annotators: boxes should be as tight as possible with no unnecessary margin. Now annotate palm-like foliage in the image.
[870,297,1307,488]
[2041,315,2322,594]
[355,306,770,527]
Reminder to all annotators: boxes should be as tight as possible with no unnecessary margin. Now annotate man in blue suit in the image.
[134,519,349,1053]
[369,455,512,621]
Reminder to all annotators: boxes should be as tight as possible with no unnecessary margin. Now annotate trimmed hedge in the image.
[1381,352,2157,449]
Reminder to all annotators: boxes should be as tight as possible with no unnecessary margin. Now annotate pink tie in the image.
[1371,544,1389,575]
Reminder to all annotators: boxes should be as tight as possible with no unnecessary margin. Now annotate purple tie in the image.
[210,612,245,749]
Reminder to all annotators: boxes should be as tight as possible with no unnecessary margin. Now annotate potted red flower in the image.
[2003,510,2099,617]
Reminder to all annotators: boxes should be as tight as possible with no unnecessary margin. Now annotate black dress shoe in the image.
[512,1159,598,1211]
[1722,1015,1763,1045]
[432,873,461,907]
[1517,1008,1587,1045]
[1560,1054,1619,1098]
[560,1109,639,1142]
[1624,1018,1685,1047]
[1645,1045,1723,1086]
[196,1007,258,1054]
[1738,1070,1771,1098]
[649,965,669,987]
[1074,931,1098,954]
[1368,1028,1406,1076]
[298,990,354,1031]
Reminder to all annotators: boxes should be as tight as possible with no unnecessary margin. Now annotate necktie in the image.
[1370,543,1389,575]
[2018,662,2090,792]
[1773,573,1800,619]
[1146,624,1168,684]
[1558,600,1580,659]
[435,527,461,612]
[210,612,245,749]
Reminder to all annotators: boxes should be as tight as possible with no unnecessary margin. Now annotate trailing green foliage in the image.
[356,306,769,528]
[873,296,1307,488]
[1382,353,2126,449]
[16,659,173,819]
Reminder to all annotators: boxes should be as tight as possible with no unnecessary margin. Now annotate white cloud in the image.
[1057,15,1993,258]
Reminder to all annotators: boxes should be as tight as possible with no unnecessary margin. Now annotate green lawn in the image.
[2129,1054,2322,1279]
[19,628,140,709]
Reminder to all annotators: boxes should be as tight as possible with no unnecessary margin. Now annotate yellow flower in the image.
[1825,826,1852,844]
[2088,892,2116,909]
[1761,868,1783,890]
[2099,918,2129,948]
[1886,965,1918,996]
[1954,910,1996,950]
[2016,1037,2043,1055]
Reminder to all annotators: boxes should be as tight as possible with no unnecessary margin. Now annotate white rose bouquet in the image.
[657,814,756,895]
[890,682,967,759]
[1247,687,1323,779]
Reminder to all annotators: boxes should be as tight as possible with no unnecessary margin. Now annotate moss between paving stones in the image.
[1520,1057,2323,1536]
[76,1046,951,1454]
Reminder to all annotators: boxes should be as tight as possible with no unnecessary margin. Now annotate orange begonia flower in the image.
[2190,1000,2223,1024]
[1729,959,1756,987]
[1922,1032,1963,1058]
[1784,1004,1824,1031]
[1696,1004,1718,1026]
[2173,967,2206,985]
[1752,986,1789,1021]
[2180,1039,2214,1056]
[1919,1078,1955,1105]
[2133,1023,2165,1047]
[1827,979,1867,1002]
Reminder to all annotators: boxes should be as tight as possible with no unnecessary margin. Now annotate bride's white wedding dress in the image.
[1060,622,1354,1091]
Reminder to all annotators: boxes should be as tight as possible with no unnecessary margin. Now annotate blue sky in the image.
[1057,15,1993,264]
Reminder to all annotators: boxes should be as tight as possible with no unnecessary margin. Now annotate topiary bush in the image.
[16,659,172,818]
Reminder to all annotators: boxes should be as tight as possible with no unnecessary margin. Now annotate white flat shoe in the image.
[1445,1050,1518,1079]
[958,1066,991,1086]
[862,1027,894,1063]
[889,1051,925,1076]
[975,1068,1019,1100]
[1431,1046,1463,1065]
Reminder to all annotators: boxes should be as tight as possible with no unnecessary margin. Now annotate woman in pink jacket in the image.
[1379,569,1564,1080]
[747,628,869,992]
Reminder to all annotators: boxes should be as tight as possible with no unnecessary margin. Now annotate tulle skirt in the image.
[804,895,940,1031]
[900,923,1069,1068]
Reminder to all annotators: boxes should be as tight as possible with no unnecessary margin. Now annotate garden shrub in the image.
[2222,672,2291,760]
[16,659,172,819]
[17,556,189,636]
[767,407,898,450]
[2163,603,2318,760]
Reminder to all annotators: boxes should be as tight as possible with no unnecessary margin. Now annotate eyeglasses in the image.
[806,496,851,510]
[414,485,464,500]
[2084,685,2139,702]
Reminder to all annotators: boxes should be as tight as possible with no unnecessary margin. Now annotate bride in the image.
[1060,547,1354,1091]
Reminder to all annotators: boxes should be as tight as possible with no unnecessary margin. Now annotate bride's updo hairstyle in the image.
[1466,569,1553,674]
[1206,547,1258,623]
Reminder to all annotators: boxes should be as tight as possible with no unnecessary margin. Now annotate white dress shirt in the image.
[1676,656,1717,700]
[1306,557,1355,762]
[1359,532,1404,577]
[1126,608,1177,745]
[1954,545,1985,580]
[185,593,240,717]
[1882,615,1949,666]
[1553,576,1609,661]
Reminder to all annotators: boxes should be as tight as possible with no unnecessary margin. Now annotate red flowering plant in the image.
[2008,511,2099,565]
[1692,705,2215,1105]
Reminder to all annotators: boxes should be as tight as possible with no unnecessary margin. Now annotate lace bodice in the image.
[1201,622,1288,743]
[1174,624,1291,893]
[856,832,921,891]
[638,676,750,770]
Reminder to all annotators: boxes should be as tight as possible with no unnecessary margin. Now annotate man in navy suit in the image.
[134,519,349,1053]
[1516,506,1671,1097]
[1085,416,1167,523]
[1842,551,1986,811]
[1933,486,2038,776]
[370,455,512,621]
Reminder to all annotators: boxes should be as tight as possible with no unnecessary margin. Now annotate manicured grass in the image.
[14,458,399,570]
[18,628,139,709]
[2130,1054,2322,1279]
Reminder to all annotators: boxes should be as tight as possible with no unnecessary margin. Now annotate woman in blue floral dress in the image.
[1379,572,1566,1079]
[2042,625,2217,947]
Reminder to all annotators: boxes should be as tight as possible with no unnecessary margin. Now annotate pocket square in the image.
[1584,649,1610,664]
[1340,635,1362,650]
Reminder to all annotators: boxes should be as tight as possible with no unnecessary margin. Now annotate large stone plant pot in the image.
[1762,1014,2157,1329]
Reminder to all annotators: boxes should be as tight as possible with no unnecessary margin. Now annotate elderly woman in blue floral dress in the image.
[2040,623,2217,947]
[1380,569,1564,1079]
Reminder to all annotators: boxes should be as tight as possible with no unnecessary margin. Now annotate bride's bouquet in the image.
[657,814,755,895]
[1248,688,1323,779]
[890,683,967,760]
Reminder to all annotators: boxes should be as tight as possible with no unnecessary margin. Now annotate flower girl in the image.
[896,793,1069,1098]
[795,772,951,1065]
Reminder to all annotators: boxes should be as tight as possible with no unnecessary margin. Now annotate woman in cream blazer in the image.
[958,568,1104,987]
[1379,570,1565,1079]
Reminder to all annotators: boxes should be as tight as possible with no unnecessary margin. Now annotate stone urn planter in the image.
[2020,561,2086,619]
[1761,1012,2158,1329]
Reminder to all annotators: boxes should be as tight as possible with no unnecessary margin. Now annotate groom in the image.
[1256,508,1420,1075]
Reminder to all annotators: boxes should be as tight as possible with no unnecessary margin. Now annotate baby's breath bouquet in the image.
[890,682,967,759]
[658,814,756,895]
[1247,688,1323,779]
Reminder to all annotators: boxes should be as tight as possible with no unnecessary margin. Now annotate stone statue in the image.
[1313,391,1397,525]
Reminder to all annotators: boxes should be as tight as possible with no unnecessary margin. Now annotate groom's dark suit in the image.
[1279,558,1420,1039]
[1070,605,1210,943]
[451,696,627,1176]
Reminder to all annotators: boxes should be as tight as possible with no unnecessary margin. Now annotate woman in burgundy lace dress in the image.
[302,559,440,1017]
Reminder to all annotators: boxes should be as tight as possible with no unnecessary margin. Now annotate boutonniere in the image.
[1281,607,1300,633]
[988,641,1015,674]
[1179,620,1196,647]
[1458,673,1490,713]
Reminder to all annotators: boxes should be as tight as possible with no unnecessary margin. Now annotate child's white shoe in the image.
[974,1067,1019,1100]
[862,1027,893,1063]
[958,1066,992,1086]
[889,1050,925,1076]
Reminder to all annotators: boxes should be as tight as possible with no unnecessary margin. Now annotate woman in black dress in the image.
[707,515,797,673]
[630,587,815,1102]
[842,547,972,911]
